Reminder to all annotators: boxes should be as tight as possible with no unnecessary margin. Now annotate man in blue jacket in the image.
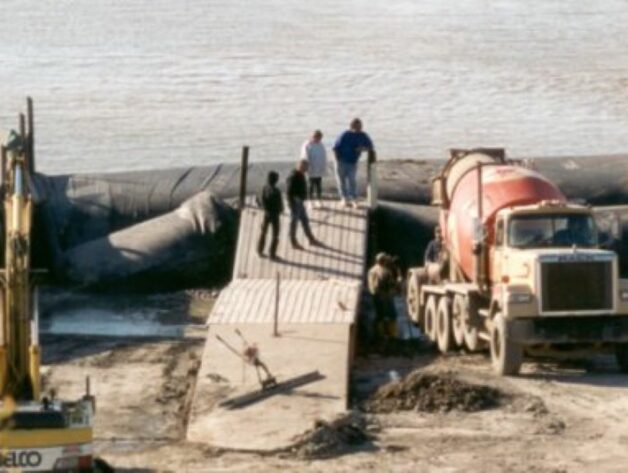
[332,118,374,207]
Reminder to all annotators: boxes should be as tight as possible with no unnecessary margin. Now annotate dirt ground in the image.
[41,324,628,473]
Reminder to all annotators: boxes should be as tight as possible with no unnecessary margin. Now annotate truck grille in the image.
[540,261,613,312]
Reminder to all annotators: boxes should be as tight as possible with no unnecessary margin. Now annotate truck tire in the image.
[451,294,466,348]
[436,296,454,353]
[406,270,421,325]
[490,312,523,376]
[462,311,480,352]
[615,344,628,373]
[424,295,438,342]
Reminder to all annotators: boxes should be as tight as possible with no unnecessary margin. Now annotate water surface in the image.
[1,0,627,174]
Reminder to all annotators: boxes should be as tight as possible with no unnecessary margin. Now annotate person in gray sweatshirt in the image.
[301,129,327,207]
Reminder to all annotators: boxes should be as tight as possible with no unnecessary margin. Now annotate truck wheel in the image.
[406,271,421,325]
[424,295,438,342]
[451,294,466,348]
[462,310,480,352]
[615,344,628,373]
[436,296,454,353]
[490,312,523,376]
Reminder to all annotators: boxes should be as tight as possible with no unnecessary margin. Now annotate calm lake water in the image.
[1,0,628,174]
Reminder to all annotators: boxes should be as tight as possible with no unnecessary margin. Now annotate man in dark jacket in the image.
[257,171,283,260]
[287,160,320,250]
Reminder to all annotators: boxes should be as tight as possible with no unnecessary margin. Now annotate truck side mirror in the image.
[594,210,622,250]
[472,218,487,254]
[594,210,621,248]
[472,218,485,243]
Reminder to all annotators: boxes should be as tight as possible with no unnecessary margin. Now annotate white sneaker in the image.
[351,200,359,209]
[341,198,350,208]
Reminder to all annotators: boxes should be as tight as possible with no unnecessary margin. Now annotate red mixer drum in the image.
[445,162,566,281]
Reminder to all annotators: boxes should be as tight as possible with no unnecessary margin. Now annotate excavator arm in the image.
[0,127,39,404]
[0,99,96,473]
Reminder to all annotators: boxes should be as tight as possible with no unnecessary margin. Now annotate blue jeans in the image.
[289,199,315,244]
[335,161,357,200]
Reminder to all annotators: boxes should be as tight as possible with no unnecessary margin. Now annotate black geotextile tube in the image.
[60,191,237,291]
[29,154,628,287]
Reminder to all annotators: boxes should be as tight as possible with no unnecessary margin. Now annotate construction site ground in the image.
[40,290,628,473]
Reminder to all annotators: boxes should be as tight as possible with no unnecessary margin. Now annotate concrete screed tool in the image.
[215,329,278,390]
[215,330,325,410]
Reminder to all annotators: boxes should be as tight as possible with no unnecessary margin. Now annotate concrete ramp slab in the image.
[188,199,368,450]
[187,322,351,451]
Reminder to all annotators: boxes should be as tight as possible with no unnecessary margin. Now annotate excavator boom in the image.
[0,99,95,473]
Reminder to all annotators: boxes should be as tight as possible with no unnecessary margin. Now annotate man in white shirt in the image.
[300,130,327,208]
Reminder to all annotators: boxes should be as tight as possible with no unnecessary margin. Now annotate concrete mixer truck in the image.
[406,148,628,375]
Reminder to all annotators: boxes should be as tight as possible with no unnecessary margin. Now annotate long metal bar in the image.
[215,334,247,362]
[219,371,325,409]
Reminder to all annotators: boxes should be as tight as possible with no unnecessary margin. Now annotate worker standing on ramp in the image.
[301,129,327,209]
[333,118,374,207]
[257,171,284,260]
[286,160,322,250]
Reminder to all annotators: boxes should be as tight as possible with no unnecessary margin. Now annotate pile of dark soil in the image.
[288,414,374,459]
[362,371,503,413]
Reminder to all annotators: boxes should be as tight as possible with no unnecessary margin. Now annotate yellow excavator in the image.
[0,99,96,472]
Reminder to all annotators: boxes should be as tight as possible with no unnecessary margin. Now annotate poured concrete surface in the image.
[187,323,351,451]
[187,198,368,450]
[209,279,360,324]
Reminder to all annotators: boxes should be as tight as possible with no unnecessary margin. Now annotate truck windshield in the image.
[508,214,598,248]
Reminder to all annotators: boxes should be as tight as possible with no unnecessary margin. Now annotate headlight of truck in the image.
[508,293,533,304]
[620,289,628,301]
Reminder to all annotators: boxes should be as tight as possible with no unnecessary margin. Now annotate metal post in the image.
[19,113,26,141]
[273,272,280,337]
[1,145,6,186]
[19,112,27,169]
[367,149,378,208]
[477,162,483,222]
[26,97,35,173]
[475,163,485,289]
[239,146,250,210]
